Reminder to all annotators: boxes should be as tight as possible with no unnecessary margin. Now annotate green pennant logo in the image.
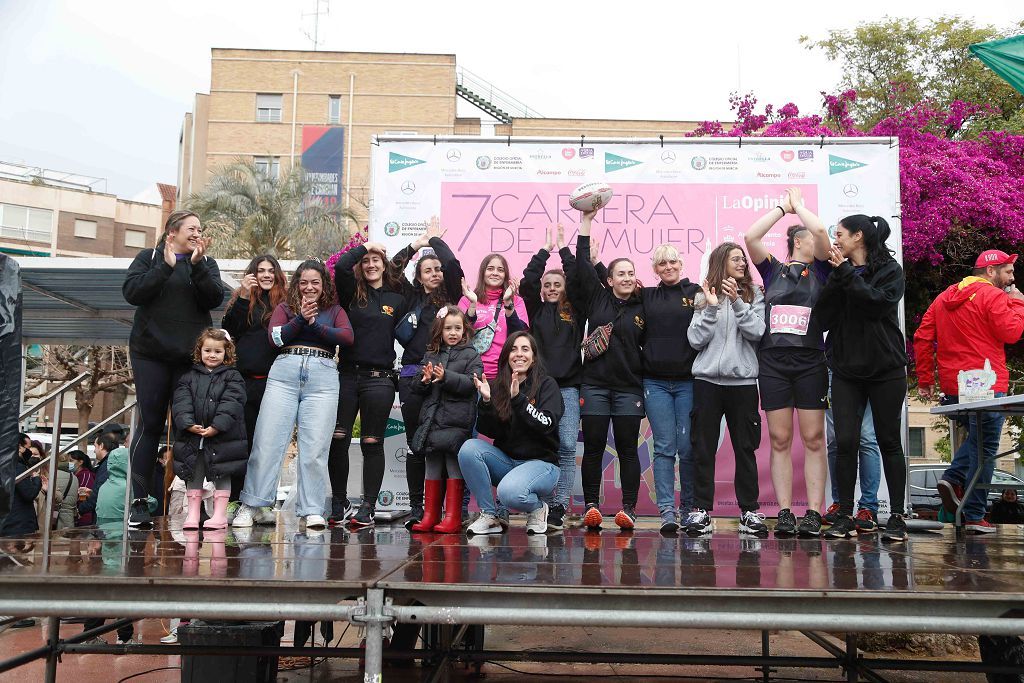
[389,152,426,172]
[828,155,867,175]
[384,417,405,438]
[605,153,642,173]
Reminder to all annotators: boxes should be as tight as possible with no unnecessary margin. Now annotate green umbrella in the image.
[970,34,1024,96]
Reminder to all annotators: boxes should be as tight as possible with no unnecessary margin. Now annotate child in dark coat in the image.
[172,328,248,529]
[410,308,483,533]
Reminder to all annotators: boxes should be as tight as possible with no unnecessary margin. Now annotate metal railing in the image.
[456,66,544,120]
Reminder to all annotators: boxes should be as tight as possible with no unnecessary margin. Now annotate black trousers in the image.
[831,373,907,516]
[398,375,427,507]
[328,372,397,507]
[580,415,642,508]
[230,376,267,500]
[129,353,190,500]
[691,380,761,513]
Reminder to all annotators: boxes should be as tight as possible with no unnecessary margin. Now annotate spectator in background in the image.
[69,450,96,526]
[78,433,120,524]
[0,438,41,537]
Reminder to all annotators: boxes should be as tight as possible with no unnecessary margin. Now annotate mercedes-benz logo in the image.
[447,149,461,162]
[842,184,859,197]
[401,181,416,195]
[661,150,676,164]
[394,447,409,463]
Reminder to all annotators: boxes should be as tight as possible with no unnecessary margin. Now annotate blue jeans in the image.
[644,379,695,514]
[458,439,559,515]
[240,354,339,517]
[943,393,1006,521]
[825,374,880,512]
[552,387,580,508]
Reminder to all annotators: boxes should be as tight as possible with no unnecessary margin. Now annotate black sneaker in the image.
[822,502,841,526]
[774,508,797,537]
[128,498,153,528]
[547,504,566,531]
[660,509,679,534]
[823,515,858,539]
[739,511,769,537]
[854,508,878,533]
[881,513,908,543]
[614,504,637,530]
[329,497,353,526]
[403,504,423,530]
[684,509,713,536]
[797,510,823,537]
[350,502,375,528]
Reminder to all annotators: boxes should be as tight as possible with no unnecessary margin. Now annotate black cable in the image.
[483,661,845,681]
[116,666,180,682]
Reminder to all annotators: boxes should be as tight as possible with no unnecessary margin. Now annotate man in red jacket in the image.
[914,249,1024,533]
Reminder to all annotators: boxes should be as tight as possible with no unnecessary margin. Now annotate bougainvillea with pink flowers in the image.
[325,225,368,280]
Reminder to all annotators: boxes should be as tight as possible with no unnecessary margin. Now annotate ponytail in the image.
[839,214,894,274]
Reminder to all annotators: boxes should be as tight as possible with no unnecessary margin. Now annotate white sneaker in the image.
[160,629,178,644]
[304,514,327,529]
[467,512,503,535]
[526,502,549,535]
[253,506,277,525]
[232,504,256,528]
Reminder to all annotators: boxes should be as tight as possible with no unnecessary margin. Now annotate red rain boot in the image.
[412,480,443,532]
[432,479,465,534]
[183,490,203,530]
[204,490,231,529]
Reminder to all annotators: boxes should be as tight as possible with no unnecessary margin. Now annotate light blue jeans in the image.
[943,393,1006,521]
[644,379,695,514]
[458,439,559,515]
[240,353,339,517]
[825,372,880,512]
[551,386,580,508]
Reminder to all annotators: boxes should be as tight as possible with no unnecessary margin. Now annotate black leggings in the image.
[831,373,907,516]
[129,353,190,500]
[398,375,427,507]
[230,376,266,500]
[328,372,397,507]
[580,415,641,508]
[691,381,762,513]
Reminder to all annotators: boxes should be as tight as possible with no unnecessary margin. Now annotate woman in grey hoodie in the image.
[685,242,766,537]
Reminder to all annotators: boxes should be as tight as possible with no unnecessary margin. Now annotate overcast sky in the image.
[1,1,1020,200]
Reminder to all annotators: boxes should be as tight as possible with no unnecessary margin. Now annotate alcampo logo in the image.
[605,152,641,173]
[389,152,425,173]
[828,154,867,175]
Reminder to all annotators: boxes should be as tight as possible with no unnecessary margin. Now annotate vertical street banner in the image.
[371,137,901,517]
[301,126,345,205]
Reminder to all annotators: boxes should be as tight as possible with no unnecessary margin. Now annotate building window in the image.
[0,203,52,243]
[254,156,280,179]
[74,219,97,239]
[909,427,926,458]
[256,93,283,123]
[328,95,341,124]
[124,229,147,249]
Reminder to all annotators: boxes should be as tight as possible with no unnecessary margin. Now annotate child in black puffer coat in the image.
[172,328,248,530]
[410,308,483,533]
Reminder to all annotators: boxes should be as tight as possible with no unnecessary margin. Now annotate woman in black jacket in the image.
[332,240,413,527]
[409,308,483,533]
[816,215,909,543]
[171,328,248,530]
[221,255,286,503]
[458,331,564,535]
[389,219,464,528]
[122,210,224,528]
[575,210,646,531]
[520,223,583,530]
[0,448,41,537]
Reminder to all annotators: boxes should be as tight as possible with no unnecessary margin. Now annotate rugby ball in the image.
[569,182,613,212]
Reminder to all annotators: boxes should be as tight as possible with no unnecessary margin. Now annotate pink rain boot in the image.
[204,490,231,530]
[183,490,203,530]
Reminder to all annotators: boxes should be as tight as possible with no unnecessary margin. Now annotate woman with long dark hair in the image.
[390,219,464,529]
[744,188,832,538]
[458,253,529,380]
[575,210,646,531]
[458,331,564,535]
[233,261,353,530]
[519,223,583,531]
[332,240,412,527]
[122,209,223,528]
[69,450,96,527]
[685,241,766,537]
[817,215,909,542]
[221,255,287,507]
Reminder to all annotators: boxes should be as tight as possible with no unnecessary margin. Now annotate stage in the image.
[1,515,1023,681]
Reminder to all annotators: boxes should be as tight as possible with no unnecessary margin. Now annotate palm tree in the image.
[186,160,359,260]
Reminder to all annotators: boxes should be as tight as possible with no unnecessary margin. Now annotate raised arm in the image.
[333,245,365,308]
[788,187,830,261]
[744,193,791,266]
[190,257,226,311]
[122,249,174,306]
